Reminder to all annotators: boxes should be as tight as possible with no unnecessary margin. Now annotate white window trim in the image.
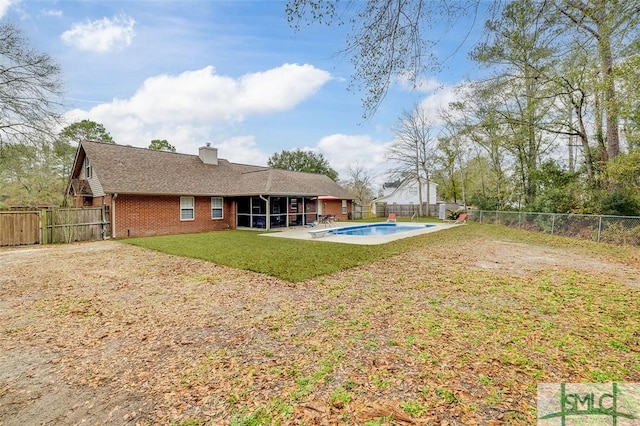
[180,196,195,221]
[211,197,223,220]
[85,157,92,178]
[341,199,347,214]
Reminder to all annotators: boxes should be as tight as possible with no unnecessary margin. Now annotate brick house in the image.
[66,141,353,238]
[317,196,351,220]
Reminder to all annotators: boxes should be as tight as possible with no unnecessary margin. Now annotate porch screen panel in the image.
[251,196,266,229]
[289,197,302,226]
[305,198,318,225]
[270,197,287,228]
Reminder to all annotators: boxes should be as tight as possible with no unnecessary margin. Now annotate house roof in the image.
[374,177,438,202]
[72,141,353,198]
[69,178,93,196]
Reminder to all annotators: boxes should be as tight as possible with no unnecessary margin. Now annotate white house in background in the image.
[372,179,438,210]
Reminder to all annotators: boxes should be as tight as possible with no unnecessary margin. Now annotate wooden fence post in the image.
[41,209,48,245]
[101,205,107,240]
[50,208,55,243]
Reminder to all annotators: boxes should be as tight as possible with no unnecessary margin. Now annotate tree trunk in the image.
[599,33,619,160]
[416,160,423,217]
[575,104,596,188]
[425,175,430,217]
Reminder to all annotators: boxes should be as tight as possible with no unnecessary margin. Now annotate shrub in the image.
[597,190,640,216]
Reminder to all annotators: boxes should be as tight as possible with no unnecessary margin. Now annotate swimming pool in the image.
[327,223,434,236]
[262,221,453,245]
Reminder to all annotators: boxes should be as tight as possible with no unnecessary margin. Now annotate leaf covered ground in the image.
[1,226,638,425]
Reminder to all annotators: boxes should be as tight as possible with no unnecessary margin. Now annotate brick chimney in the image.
[199,143,218,165]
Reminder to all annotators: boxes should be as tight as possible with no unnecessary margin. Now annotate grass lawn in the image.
[125,219,442,282]
[125,220,635,283]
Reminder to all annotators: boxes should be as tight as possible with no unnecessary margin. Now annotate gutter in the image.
[111,193,117,238]
[259,194,270,231]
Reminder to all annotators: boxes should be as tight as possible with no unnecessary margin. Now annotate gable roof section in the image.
[374,177,438,202]
[74,141,353,198]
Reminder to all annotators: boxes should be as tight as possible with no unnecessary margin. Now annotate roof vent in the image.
[199,144,218,165]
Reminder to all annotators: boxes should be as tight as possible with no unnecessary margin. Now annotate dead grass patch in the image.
[1,226,638,425]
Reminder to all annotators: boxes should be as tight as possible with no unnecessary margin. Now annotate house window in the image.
[211,197,223,219]
[85,157,92,178]
[408,186,418,195]
[341,199,347,214]
[180,196,194,220]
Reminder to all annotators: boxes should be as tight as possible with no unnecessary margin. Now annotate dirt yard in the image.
[1,238,638,425]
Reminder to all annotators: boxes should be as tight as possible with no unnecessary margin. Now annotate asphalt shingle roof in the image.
[77,141,353,198]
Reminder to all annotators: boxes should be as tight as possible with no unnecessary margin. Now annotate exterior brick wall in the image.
[113,194,235,238]
[91,195,108,207]
[69,195,108,208]
[320,200,352,221]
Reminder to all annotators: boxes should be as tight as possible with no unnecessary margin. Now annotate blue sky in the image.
[2,0,488,188]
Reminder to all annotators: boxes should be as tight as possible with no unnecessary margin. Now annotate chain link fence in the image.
[468,210,640,246]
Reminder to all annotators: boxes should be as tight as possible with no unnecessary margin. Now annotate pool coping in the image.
[260,221,459,245]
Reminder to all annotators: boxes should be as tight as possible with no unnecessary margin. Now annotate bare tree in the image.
[343,162,375,207]
[436,104,472,207]
[287,0,486,117]
[0,23,62,148]
[0,23,64,206]
[454,96,513,210]
[388,103,437,216]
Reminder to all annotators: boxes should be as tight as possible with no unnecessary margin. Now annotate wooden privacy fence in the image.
[44,207,110,244]
[385,203,437,217]
[0,206,110,247]
[0,211,40,246]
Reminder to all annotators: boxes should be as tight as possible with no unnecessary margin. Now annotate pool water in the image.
[327,223,434,236]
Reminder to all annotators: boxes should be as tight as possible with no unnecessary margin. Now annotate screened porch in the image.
[235,196,318,229]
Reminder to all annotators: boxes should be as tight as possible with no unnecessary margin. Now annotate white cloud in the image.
[315,133,391,184]
[41,8,62,17]
[418,83,470,124]
[105,64,330,125]
[61,13,136,53]
[62,108,90,125]
[235,64,331,114]
[0,0,20,18]
[79,64,330,130]
[218,136,269,166]
[63,64,332,158]
[394,77,470,125]
[397,74,441,93]
[309,84,472,186]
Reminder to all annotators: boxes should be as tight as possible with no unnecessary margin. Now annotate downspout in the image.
[111,193,118,238]
[259,195,270,230]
